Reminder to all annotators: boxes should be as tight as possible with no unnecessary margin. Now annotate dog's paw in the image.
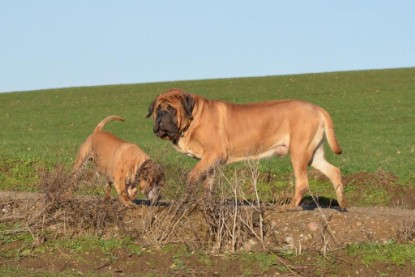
[120,199,137,209]
[338,206,348,212]
[126,205,138,210]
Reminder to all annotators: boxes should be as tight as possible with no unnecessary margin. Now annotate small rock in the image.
[284,236,294,244]
[308,222,319,232]
[283,244,295,250]
[243,239,258,251]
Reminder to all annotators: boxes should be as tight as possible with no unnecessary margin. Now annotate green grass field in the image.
[1,68,415,275]
[1,68,414,192]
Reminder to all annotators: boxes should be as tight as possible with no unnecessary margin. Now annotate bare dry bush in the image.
[199,161,266,252]
[28,164,127,238]
[396,220,415,243]
[41,164,75,201]
[139,160,269,252]
[140,170,206,249]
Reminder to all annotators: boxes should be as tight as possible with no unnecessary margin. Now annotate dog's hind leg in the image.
[289,141,314,208]
[72,138,93,184]
[290,157,310,208]
[310,145,346,211]
[73,136,92,172]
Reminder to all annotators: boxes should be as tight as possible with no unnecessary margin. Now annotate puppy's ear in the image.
[155,163,165,187]
[146,99,156,118]
[182,94,195,119]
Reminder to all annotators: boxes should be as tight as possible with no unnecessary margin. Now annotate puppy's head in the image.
[136,159,165,203]
[146,89,194,142]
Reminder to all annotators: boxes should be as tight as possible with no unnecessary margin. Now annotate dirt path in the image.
[264,206,414,251]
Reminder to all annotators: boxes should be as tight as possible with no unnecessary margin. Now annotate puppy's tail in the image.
[94,115,125,133]
[318,107,342,155]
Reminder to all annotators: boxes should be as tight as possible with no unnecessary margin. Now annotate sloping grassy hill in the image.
[1,68,415,276]
[1,68,414,190]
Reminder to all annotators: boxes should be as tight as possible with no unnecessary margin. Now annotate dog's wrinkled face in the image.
[146,89,194,142]
[137,160,165,203]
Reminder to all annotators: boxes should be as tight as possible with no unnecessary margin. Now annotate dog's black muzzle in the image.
[154,110,179,140]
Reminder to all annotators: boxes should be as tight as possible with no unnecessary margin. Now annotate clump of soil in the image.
[343,170,415,209]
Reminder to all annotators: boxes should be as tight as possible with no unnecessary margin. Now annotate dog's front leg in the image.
[104,182,112,201]
[114,179,135,207]
[202,171,215,198]
[186,153,227,196]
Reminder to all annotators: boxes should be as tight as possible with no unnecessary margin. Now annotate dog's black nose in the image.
[158,110,166,117]
[157,110,166,122]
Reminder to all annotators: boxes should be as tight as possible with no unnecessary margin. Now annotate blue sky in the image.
[1,0,414,93]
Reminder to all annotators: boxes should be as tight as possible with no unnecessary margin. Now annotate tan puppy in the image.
[147,89,345,210]
[73,115,164,207]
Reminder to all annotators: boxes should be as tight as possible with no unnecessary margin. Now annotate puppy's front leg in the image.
[127,185,137,200]
[104,182,112,201]
[114,179,135,207]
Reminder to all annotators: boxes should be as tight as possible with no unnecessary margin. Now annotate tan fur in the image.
[148,89,345,210]
[73,115,164,207]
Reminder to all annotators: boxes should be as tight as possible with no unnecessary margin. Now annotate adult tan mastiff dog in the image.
[73,115,165,207]
[147,89,345,211]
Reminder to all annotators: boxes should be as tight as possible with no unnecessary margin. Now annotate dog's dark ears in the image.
[146,93,194,119]
[138,160,165,187]
[181,94,195,119]
[146,99,156,118]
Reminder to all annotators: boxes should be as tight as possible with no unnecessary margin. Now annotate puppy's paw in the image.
[127,203,138,209]
[120,198,136,209]
[338,206,347,212]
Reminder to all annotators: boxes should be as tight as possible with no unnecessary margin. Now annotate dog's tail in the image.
[94,115,125,133]
[318,107,342,155]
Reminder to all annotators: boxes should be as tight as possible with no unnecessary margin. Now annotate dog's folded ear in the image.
[182,94,195,119]
[146,99,156,118]
[138,159,165,187]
